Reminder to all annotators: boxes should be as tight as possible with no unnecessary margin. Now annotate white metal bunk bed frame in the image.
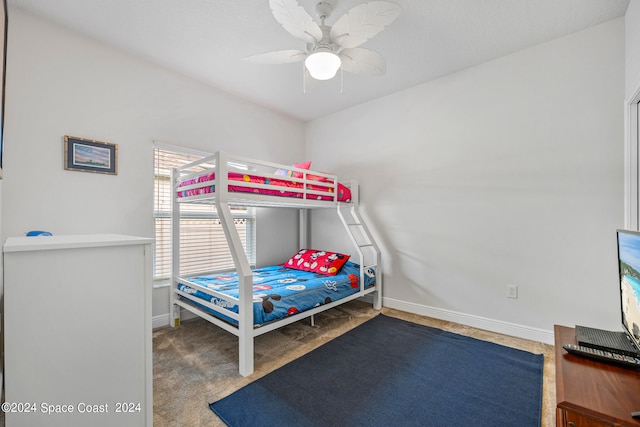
[170,151,381,376]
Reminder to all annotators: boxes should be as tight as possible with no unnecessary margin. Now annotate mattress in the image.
[177,171,352,202]
[178,261,375,326]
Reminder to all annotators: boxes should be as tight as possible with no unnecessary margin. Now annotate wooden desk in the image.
[555,325,640,426]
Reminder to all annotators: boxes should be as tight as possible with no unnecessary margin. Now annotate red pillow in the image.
[285,249,350,276]
[306,172,332,183]
[291,161,312,178]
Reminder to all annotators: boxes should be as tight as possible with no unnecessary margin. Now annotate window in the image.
[153,146,256,283]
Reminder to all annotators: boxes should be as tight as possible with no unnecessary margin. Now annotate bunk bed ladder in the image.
[337,205,382,310]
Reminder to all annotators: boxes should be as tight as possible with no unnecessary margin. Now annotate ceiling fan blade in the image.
[330,1,401,49]
[339,48,387,75]
[244,49,307,64]
[269,0,323,44]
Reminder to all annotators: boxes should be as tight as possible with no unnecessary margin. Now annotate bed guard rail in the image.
[173,151,351,207]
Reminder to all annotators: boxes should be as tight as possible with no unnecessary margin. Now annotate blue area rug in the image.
[210,314,544,427]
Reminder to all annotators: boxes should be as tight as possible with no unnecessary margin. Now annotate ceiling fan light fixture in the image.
[305,51,341,80]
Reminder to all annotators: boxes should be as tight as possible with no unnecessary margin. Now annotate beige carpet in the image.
[153,300,555,426]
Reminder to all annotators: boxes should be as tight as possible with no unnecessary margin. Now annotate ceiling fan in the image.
[245,0,402,82]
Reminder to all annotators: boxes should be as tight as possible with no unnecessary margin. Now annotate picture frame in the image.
[64,135,118,175]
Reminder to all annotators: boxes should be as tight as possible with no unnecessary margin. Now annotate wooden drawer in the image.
[558,407,616,427]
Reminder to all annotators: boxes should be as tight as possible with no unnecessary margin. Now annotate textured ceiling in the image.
[11,0,630,121]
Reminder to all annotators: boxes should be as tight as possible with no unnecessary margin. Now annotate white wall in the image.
[3,8,304,318]
[626,1,640,98]
[624,0,640,232]
[1,8,627,339]
[307,18,625,342]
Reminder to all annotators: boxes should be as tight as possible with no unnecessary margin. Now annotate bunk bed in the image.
[171,151,381,376]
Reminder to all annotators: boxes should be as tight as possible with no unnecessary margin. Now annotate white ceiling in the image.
[11,0,630,121]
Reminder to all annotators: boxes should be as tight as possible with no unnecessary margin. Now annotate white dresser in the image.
[3,234,153,427]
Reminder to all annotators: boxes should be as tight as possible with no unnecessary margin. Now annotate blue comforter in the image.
[178,261,375,326]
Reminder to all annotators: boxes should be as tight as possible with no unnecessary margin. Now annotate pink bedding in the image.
[177,171,352,202]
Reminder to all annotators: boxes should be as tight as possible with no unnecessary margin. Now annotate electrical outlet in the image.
[507,284,518,299]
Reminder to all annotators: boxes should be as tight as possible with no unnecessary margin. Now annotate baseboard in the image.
[154,297,554,344]
[152,309,199,329]
[153,313,170,329]
[383,297,554,345]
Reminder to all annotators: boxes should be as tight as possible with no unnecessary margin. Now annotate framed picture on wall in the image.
[64,135,118,175]
[0,0,8,177]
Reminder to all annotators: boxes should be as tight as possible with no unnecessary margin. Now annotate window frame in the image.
[153,143,256,287]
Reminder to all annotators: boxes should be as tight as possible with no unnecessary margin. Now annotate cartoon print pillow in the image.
[275,161,312,179]
[285,249,350,276]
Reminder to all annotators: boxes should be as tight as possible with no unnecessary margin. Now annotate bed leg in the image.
[171,304,181,328]
[238,332,254,377]
[373,291,382,310]
[310,314,315,327]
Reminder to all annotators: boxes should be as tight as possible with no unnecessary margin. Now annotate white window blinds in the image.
[153,146,256,281]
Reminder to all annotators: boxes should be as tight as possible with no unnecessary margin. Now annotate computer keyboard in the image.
[563,344,640,369]
[575,325,639,356]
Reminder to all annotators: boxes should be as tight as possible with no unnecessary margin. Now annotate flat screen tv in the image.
[617,229,640,351]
